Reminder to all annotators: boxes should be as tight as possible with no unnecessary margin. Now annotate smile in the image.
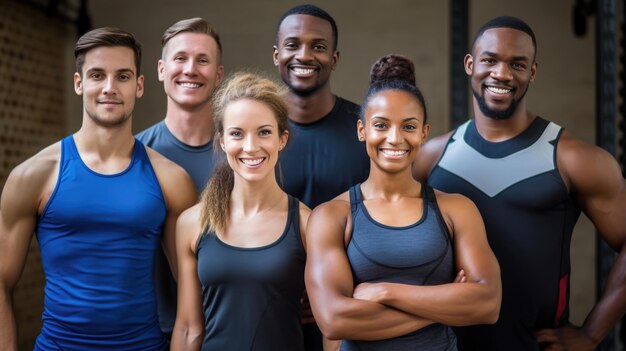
[240,157,265,167]
[381,149,408,157]
[290,66,317,76]
[178,82,202,89]
[486,86,512,95]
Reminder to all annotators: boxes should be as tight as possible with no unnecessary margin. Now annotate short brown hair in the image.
[74,27,142,75]
[161,18,222,60]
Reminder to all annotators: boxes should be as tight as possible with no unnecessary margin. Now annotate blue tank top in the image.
[342,183,457,351]
[428,117,580,351]
[196,195,306,351]
[34,136,168,351]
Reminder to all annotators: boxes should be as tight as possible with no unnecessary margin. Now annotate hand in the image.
[454,269,467,283]
[353,282,387,303]
[535,324,597,351]
[300,290,316,324]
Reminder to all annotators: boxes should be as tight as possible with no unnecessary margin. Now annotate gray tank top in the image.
[342,184,457,351]
[196,195,306,351]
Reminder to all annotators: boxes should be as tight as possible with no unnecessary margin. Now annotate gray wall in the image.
[69,0,597,324]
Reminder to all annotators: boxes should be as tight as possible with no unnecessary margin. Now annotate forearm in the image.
[580,244,626,345]
[377,281,500,326]
[0,290,17,351]
[316,295,433,340]
[170,323,203,351]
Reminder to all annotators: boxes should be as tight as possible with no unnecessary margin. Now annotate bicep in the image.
[174,212,204,328]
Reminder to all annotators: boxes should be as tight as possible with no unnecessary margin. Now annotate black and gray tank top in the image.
[342,183,457,351]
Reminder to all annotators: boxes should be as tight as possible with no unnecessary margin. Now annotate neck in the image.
[230,172,285,216]
[473,99,535,142]
[76,117,135,158]
[362,164,421,201]
[164,100,214,146]
[284,86,336,124]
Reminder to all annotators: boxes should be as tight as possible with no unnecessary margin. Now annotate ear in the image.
[74,72,83,95]
[464,54,473,76]
[136,75,145,98]
[216,65,225,85]
[529,61,538,82]
[331,50,339,71]
[421,123,431,144]
[272,45,279,67]
[157,59,165,82]
[356,118,365,142]
[279,130,289,151]
[219,135,225,151]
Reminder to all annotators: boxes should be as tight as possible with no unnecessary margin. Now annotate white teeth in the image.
[487,87,511,94]
[241,158,264,166]
[382,149,407,156]
[292,67,315,74]
[179,82,201,88]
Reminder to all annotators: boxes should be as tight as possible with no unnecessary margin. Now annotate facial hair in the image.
[472,84,529,120]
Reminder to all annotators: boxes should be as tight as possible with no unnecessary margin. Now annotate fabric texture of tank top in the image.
[341,183,457,351]
[427,117,581,351]
[34,136,168,351]
[196,195,306,351]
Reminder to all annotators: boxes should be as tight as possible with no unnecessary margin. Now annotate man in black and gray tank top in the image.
[415,16,626,350]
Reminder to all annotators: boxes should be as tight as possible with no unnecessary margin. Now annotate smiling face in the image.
[273,14,338,97]
[74,46,144,128]
[159,32,224,110]
[465,27,537,120]
[358,89,429,174]
[220,99,288,183]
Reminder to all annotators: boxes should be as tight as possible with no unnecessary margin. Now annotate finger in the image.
[535,329,558,343]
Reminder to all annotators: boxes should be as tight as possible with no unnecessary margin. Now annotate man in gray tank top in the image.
[136,18,224,340]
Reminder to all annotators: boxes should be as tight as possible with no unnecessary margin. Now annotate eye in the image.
[90,72,103,80]
[118,74,131,81]
[481,58,495,64]
[373,122,387,129]
[198,57,210,65]
[259,129,272,136]
[284,42,298,50]
[511,63,526,70]
[174,56,186,62]
[313,44,327,52]
[229,131,243,138]
[404,124,417,131]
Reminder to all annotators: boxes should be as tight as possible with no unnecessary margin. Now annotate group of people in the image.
[0,3,624,351]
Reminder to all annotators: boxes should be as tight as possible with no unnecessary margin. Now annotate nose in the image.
[491,62,513,81]
[183,60,197,75]
[243,135,260,153]
[386,126,403,145]
[295,46,313,62]
[102,76,117,95]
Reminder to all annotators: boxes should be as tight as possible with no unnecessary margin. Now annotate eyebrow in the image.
[371,116,420,122]
[481,51,529,62]
[86,67,135,75]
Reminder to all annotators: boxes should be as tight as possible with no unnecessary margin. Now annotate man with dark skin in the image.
[273,5,369,351]
[414,16,626,350]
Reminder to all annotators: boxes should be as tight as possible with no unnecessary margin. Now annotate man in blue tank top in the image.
[0,27,196,350]
[272,5,370,350]
[414,16,626,350]
[135,17,224,340]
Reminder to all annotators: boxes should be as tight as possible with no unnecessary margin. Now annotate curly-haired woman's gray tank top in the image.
[341,184,457,351]
[196,195,306,351]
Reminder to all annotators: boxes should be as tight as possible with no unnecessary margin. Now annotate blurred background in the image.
[0,0,623,349]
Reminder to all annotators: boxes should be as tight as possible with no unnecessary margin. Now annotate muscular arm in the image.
[0,147,58,351]
[147,149,197,280]
[305,200,433,341]
[537,134,626,349]
[170,206,204,351]
[353,194,501,326]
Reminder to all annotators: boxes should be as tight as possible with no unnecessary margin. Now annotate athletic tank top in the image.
[428,117,581,351]
[196,195,306,351]
[341,183,457,351]
[34,136,168,350]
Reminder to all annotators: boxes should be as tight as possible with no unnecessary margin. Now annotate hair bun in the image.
[369,54,416,86]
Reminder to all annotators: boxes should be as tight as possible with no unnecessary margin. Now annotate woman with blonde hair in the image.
[171,72,309,351]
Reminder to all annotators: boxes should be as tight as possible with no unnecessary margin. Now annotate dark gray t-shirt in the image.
[136,120,222,336]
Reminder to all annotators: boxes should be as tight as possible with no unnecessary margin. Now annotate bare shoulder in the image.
[144,146,197,208]
[299,201,312,228]
[176,203,203,249]
[433,188,479,214]
[144,146,191,182]
[556,130,622,192]
[413,130,454,182]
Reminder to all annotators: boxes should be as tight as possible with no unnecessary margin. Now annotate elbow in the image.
[172,322,204,348]
[477,281,502,325]
[315,311,345,340]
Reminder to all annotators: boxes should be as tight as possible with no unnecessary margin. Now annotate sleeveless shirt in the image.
[428,117,581,351]
[196,195,306,351]
[34,136,167,351]
[342,183,457,351]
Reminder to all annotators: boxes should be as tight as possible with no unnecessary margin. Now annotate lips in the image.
[484,85,513,95]
[289,65,318,77]
[380,148,409,157]
[177,82,202,89]
[240,157,265,167]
